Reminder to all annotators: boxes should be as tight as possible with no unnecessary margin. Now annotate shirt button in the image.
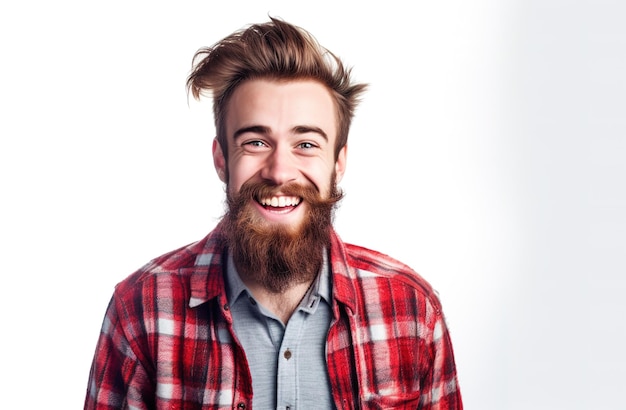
[237,403,246,409]
[284,349,292,360]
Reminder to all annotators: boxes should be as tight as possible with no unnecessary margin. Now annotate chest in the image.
[149,298,428,409]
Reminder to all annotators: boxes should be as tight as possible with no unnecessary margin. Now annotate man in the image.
[85,17,463,410]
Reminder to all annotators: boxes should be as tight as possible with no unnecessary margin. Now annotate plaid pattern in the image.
[85,223,462,409]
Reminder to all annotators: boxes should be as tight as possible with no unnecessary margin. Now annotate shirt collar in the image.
[225,252,249,305]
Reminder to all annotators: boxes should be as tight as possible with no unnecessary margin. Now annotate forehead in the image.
[225,78,337,140]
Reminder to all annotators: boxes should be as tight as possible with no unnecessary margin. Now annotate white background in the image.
[1,1,624,409]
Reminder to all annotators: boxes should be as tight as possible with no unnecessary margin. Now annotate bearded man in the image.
[85,17,463,410]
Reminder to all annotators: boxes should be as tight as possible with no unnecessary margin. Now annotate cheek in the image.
[309,168,336,196]
[228,159,259,190]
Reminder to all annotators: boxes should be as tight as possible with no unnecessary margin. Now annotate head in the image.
[187,17,367,171]
[186,18,367,291]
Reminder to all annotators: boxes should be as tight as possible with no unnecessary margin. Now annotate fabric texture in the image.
[84,223,463,409]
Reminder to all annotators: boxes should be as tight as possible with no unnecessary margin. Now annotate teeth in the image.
[260,196,301,207]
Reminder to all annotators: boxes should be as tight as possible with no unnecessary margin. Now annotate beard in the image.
[221,179,343,293]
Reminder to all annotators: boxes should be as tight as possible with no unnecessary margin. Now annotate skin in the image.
[213,78,347,230]
[212,78,347,321]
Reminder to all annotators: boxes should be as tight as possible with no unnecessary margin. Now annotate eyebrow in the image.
[233,125,270,140]
[233,125,328,141]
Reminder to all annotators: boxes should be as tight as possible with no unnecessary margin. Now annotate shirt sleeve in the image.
[419,306,463,410]
[84,296,154,410]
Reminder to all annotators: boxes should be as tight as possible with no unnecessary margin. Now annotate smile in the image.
[258,195,301,208]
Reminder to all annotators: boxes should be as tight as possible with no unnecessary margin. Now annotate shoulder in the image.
[117,239,205,287]
[113,227,226,301]
[343,242,443,311]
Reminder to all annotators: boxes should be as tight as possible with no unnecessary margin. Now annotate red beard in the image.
[221,179,342,293]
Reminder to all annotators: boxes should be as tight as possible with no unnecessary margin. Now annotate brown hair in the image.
[186,17,367,161]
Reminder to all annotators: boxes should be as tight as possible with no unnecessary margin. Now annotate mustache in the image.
[227,180,343,211]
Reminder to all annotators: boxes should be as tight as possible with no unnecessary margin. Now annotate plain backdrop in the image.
[1,1,624,409]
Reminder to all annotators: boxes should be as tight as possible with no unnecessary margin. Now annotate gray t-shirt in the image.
[226,252,335,410]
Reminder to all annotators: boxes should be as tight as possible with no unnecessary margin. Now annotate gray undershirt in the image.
[226,251,335,410]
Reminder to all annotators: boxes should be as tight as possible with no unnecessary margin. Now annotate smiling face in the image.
[213,78,347,231]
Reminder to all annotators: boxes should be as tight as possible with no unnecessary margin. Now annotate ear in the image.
[212,138,227,183]
[334,145,347,184]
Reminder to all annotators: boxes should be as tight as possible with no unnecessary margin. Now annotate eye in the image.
[245,140,266,147]
[297,142,317,150]
[241,140,268,151]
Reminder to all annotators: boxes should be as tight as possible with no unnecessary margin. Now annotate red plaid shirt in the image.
[85,224,462,409]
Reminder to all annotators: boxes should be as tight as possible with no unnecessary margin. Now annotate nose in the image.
[260,147,298,185]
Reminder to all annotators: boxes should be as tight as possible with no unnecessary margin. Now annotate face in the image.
[213,78,347,230]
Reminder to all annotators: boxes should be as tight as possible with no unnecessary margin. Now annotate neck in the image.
[240,273,315,324]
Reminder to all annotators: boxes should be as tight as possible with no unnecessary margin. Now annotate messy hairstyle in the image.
[186,17,367,161]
